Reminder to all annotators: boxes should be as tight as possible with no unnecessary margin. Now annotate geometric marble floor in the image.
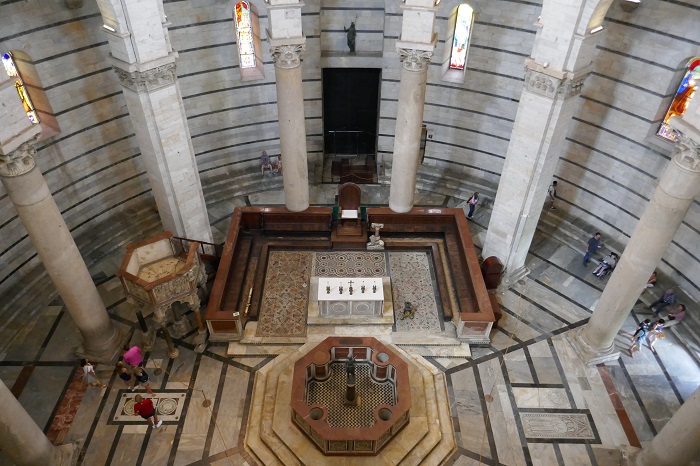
[0,191,699,465]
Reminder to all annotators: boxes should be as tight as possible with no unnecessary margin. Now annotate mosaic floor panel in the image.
[314,252,386,277]
[111,391,187,424]
[256,251,313,337]
[389,252,441,332]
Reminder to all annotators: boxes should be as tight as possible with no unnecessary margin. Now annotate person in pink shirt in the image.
[122,345,143,367]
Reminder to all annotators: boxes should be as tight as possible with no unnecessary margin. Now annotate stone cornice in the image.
[113,62,177,93]
[397,48,433,72]
[0,136,39,178]
[270,44,305,69]
[674,133,700,172]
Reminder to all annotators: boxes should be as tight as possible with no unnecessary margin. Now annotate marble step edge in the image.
[253,342,442,465]
[395,344,472,359]
[226,341,302,357]
[398,347,457,465]
[244,346,314,465]
[389,332,464,346]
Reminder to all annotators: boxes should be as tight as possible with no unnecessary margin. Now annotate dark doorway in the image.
[323,68,380,183]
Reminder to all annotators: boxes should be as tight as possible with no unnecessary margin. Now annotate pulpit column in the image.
[267,0,309,212]
[388,0,437,213]
[572,101,700,364]
[96,0,213,242]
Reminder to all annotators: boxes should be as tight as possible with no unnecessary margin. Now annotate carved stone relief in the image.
[270,44,305,69]
[397,48,433,72]
[524,68,587,100]
[0,136,40,178]
[113,63,177,93]
[674,133,700,171]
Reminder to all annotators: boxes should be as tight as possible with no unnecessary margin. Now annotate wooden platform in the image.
[204,207,496,342]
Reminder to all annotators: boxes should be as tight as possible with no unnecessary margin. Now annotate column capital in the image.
[112,61,177,93]
[0,136,39,178]
[270,43,305,69]
[397,48,433,72]
[673,133,700,172]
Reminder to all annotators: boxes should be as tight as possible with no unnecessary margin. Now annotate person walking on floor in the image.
[466,192,479,220]
[117,360,135,390]
[133,394,162,428]
[122,344,144,368]
[629,324,649,358]
[131,364,156,396]
[582,232,602,267]
[647,319,665,353]
[547,181,558,210]
[81,358,105,388]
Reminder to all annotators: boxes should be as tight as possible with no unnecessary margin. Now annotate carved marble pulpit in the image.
[117,232,208,354]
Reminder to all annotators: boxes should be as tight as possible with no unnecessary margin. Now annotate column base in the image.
[76,326,124,364]
[57,441,79,466]
[497,266,530,292]
[568,327,621,366]
[588,445,639,466]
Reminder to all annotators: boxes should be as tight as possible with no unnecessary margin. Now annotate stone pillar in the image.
[267,0,309,212]
[633,386,700,466]
[0,380,71,466]
[96,0,212,242]
[388,0,437,213]
[481,0,612,286]
[0,142,122,362]
[573,101,700,364]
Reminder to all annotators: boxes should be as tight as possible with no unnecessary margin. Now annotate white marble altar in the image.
[317,277,384,317]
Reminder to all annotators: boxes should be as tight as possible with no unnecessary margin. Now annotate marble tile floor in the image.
[0,190,698,465]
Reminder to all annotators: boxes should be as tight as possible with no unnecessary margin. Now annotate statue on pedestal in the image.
[367,222,385,250]
[344,21,356,55]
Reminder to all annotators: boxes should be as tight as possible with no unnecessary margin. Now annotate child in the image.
[133,394,162,428]
[81,358,105,388]
[647,319,665,353]
[630,324,649,358]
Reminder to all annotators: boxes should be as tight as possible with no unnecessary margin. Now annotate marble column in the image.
[633,386,700,466]
[388,49,432,213]
[0,380,72,466]
[388,0,437,213]
[267,0,309,212]
[96,0,213,242]
[0,142,122,362]
[270,42,309,212]
[573,105,700,364]
[481,0,612,287]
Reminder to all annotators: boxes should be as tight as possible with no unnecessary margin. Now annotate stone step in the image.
[397,347,457,466]
[396,344,471,358]
[226,341,302,357]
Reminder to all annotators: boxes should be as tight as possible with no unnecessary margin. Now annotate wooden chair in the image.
[337,182,362,236]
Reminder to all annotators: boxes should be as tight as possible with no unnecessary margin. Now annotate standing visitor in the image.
[133,394,162,428]
[547,181,558,210]
[122,344,144,368]
[117,360,135,390]
[582,232,602,267]
[81,359,105,388]
[466,192,479,220]
[647,319,665,353]
[629,325,649,358]
[131,365,156,396]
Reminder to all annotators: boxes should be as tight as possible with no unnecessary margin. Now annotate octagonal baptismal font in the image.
[291,337,410,455]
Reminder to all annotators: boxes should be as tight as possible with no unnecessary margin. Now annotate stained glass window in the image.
[657,57,699,142]
[2,52,40,124]
[449,4,474,71]
[235,1,256,69]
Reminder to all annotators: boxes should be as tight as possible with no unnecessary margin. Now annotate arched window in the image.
[234,1,264,81]
[449,5,474,70]
[441,4,475,83]
[2,52,39,124]
[657,57,699,142]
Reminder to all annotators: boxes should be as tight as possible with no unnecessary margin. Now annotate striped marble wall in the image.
[0,0,698,303]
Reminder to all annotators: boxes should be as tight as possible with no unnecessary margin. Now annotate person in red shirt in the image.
[133,394,162,428]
